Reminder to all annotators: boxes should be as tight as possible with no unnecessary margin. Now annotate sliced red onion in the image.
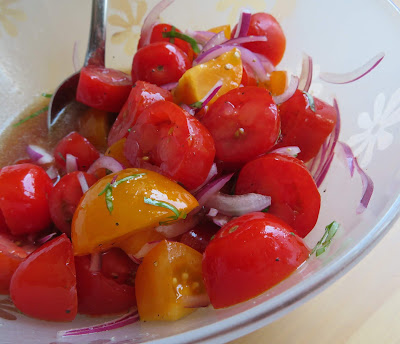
[298,53,313,93]
[212,214,231,227]
[132,241,161,259]
[72,40,79,72]
[233,10,251,38]
[36,232,58,245]
[336,141,355,177]
[198,80,223,109]
[66,154,78,173]
[224,35,267,46]
[195,173,234,206]
[270,146,301,157]
[273,75,299,104]
[87,156,124,175]
[128,254,142,265]
[190,163,218,193]
[58,308,139,337]
[77,172,89,193]
[181,294,210,308]
[194,44,236,65]
[185,30,215,45]
[26,145,54,165]
[155,213,201,238]
[319,52,385,84]
[201,31,227,53]
[254,52,275,74]
[207,208,218,217]
[205,192,271,217]
[181,104,196,116]
[46,165,59,180]
[89,252,102,272]
[160,82,178,91]
[140,0,175,46]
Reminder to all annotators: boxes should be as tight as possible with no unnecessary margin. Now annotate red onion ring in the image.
[254,52,275,74]
[58,308,139,337]
[87,156,125,175]
[36,232,58,245]
[160,82,178,91]
[207,208,218,217]
[298,53,313,92]
[319,52,385,84]
[132,241,161,259]
[185,30,214,45]
[233,10,251,38]
[195,173,234,206]
[273,75,299,104]
[223,35,267,46]
[26,145,54,165]
[198,80,223,109]
[212,214,232,227]
[201,31,227,53]
[270,146,301,157]
[336,141,355,177]
[155,212,201,238]
[181,104,196,116]
[77,172,89,193]
[191,163,218,193]
[128,254,142,265]
[204,192,271,216]
[66,154,78,173]
[46,166,59,180]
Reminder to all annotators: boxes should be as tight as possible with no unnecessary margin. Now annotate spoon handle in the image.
[84,0,108,67]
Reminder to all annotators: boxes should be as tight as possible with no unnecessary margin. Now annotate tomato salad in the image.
[0,0,375,332]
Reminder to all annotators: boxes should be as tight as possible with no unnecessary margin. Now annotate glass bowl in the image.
[1,0,400,343]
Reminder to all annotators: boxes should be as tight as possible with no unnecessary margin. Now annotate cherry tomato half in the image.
[275,90,337,162]
[179,221,219,254]
[107,81,173,146]
[0,163,53,236]
[203,212,309,308]
[54,131,100,172]
[76,66,132,113]
[10,234,77,321]
[236,154,321,237]
[201,86,280,165]
[131,42,191,86]
[232,12,286,66]
[124,101,216,189]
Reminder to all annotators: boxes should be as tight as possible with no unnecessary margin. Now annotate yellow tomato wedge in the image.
[135,240,207,321]
[263,70,287,96]
[119,228,165,256]
[71,169,198,255]
[105,138,132,168]
[208,24,231,39]
[173,48,242,106]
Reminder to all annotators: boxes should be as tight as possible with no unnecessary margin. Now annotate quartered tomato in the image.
[48,171,98,237]
[236,154,321,238]
[275,90,338,162]
[71,168,199,255]
[124,101,215,190]
[118,228,165,257]
[10,234,77,321]
[54,131,100,171]
[131,42,191,86]
[0,163,53,236]
[107,81,173,146]
[76,66,132,113]
[179,221,220,254]
[201,86,280,165]
[105,138,132,168]
[202,212,310,308]
[135,240,207,321]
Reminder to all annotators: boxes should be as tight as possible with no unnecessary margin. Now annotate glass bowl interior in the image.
[1,0,400,343]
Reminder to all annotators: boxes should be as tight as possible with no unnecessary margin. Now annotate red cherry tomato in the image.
[108,81,173,146]
[0,164,53,236]
[131,42,191,86]
[75,254,136,316]
[236,154,321,237]
[202,212,310,308]
[232,13,286,66]
[10,234,77,321]
[54,131,100,171]
[179,221,219,253]
[201,86,280,165]
[241,63,258,86]
[139,23,194,62]
[76,66,132,113]
[101,248,138,285]
[124,101,215,190]
[274,90,338,162]
[48,171,97,237]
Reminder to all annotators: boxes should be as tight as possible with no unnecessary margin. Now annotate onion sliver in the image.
[26,145,54,165]
[198,80,223,109]
[270,146,301,158]
[212,214,231,227]
[223,35,267,46]
[140,0,174,46]
[36,232,58,245]
[195,173,234,206]
[185,30,214,45]
[319,52,385,84]
[66,154,78,173]
[191,163,218,193]
[201,31,227,53]
[233,10,251,38]
[132,241,161,259]
[77,172,89,193]
[273,76,299,104]
[46,165,59,180]
[160,82,178,90]
[205,192,271,217]
[298,53,313,92]
[155,213,201,238]
[58,308,139,337]
[87,156,124,175]
[181,104,195,116]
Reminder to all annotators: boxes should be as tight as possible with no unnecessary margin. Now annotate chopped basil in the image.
[58,152,66,163]
[261,206,270,213]
[310,221,340,257]
[144,197,186,225]
[228,225,239,233]
[190,101,203,109]
[41,93,52,98]
[303,91,316,112]
[13,106,48,127]
[162,30,201,53]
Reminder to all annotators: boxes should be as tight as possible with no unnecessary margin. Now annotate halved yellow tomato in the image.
[208,24,231,39]
[104,138,132,168]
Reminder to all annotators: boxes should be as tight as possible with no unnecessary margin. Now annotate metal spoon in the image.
[47,0,108,129]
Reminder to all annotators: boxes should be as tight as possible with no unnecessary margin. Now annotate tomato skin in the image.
[54,131,100,171]
[124,101,216,189]
[101,248,138,285]
[179,222,219,253]
[241,63,258,86]
[201,86,280,165]
[48,171,98,237]
[108,81,173,146]
[0,164,53,236]
[202,212,310,308]
[232,13,286,66]
[236,154,321,237]
[10,234,77,321]
[74,254,136,315]
[275,90,338,162]
[76,66,132,113]
[131,42,191,86]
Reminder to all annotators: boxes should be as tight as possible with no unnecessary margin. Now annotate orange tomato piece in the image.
[135,240,206,321]
[208,24,231,39]
[105,138,132,168]
[263,70,287,96]
[118,228,165,256]
[78,108,112,151]
[71,169,198,255]
[173,48,242,106]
